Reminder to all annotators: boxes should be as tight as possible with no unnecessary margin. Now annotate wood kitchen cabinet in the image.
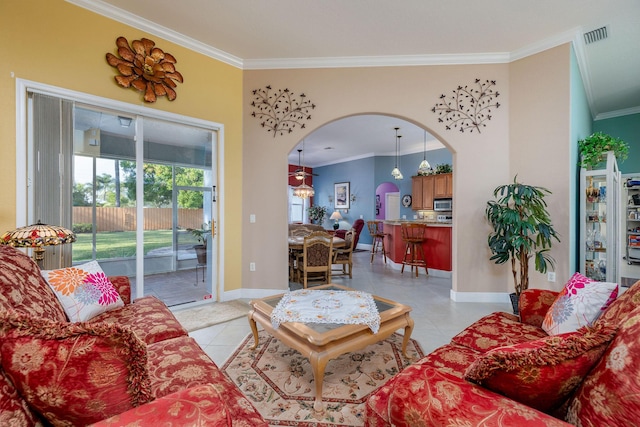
[434,173,453,198]
[411,175,434,210]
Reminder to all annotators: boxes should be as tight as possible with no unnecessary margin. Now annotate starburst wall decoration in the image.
[251,85,316,137]
[106,36,183,103]
[432,79,500,133]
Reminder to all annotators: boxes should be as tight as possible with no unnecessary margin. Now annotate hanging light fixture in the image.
[293,179,315,199]
[293,141,315,199]
[391,127,403,180]
[417,130,432,175]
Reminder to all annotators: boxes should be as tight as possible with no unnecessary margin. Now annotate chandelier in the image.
[293,142,315,199]
[391,127,403,180]
[293,181,315,199]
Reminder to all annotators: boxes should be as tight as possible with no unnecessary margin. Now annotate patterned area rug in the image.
[222,331,424,426]
[172,300,250,332]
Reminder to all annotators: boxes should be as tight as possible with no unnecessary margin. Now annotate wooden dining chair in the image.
[332,229,355,278]
[296,231,333,288]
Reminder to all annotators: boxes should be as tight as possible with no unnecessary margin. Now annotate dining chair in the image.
[367,220,387,264]
[332,229,355,278]
[296,231,334,288]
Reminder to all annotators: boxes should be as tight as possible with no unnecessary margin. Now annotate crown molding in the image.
[66,0,244,69]
[509,27,580,62]
[595,105,640,121]
[67,0,605,117]
[243,52,510,70]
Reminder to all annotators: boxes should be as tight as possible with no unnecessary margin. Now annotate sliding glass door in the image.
[28,91,219,307]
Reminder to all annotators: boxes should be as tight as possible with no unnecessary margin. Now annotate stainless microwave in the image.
[434,198,453,211]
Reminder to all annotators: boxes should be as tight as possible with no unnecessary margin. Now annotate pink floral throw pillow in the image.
[41,261,124,322]
[542,272,618,336]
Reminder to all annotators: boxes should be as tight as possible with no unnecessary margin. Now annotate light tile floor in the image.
[191,250,512,365]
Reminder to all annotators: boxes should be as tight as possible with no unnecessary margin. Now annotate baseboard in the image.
[222,287,286,301]
[450,289,511,303]
[384,260,451,278]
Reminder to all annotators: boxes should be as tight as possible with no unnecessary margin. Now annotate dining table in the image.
[287,235,346,251]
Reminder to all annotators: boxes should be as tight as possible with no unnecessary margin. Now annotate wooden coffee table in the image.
[248,283,414,412]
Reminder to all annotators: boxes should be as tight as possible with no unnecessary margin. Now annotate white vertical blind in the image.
[31,92,74,269]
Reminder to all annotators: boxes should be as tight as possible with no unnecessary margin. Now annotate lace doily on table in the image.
[271,289,380,333]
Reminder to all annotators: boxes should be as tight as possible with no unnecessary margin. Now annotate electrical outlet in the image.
[250,262,256,271]
[547,272,556,282]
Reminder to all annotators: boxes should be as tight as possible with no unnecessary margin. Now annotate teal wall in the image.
[570,46,593,273]
[594,113,640,175]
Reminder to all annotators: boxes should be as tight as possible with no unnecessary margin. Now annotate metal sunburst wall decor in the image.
[432,79,500,133]
[106,36,183,103]
[251,85,316,137]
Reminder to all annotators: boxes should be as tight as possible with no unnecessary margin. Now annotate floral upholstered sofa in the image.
[0,245,267,426]
[365,276,640,426]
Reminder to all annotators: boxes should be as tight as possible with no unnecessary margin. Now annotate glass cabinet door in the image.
[580,151,621,283]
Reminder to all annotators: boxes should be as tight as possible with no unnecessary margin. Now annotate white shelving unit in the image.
[580,151,621,283]
[624,178,640,264]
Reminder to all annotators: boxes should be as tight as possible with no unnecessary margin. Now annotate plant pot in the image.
[194,244,207,264]
[509,292,520,315]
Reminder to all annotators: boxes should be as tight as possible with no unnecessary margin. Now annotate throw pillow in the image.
[565,306,640,426]
[542,272,618,335]
[41,260,124,322]
[465,322,616,413]
[0,310,152,426]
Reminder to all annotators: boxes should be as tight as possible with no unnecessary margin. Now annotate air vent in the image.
[584,26,608,44]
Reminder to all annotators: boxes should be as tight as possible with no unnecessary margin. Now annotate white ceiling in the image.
[74,0,640,167]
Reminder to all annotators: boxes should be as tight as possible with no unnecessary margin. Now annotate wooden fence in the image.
[73,207,204,232]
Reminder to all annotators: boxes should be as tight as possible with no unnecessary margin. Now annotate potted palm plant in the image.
[189,221,212,264]
[485,177,560,314]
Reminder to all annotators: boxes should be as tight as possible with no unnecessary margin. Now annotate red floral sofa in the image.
[365,280,640,426]
[0,245,267,426]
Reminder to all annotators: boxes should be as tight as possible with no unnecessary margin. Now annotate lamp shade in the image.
[330,211,343,221]
[1,221,76,248]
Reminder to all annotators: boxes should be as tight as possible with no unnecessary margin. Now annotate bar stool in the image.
[367,220,387,264]
[401,223,428,277]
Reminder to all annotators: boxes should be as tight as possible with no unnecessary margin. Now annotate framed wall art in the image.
[334,182,350,210]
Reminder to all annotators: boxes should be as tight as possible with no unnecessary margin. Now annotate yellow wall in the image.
[0,0,244,292]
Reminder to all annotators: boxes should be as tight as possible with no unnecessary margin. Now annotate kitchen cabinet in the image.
[579,151,621,282]
[411,175,434,210]
[412,173,453,210]
[434,173,453,198]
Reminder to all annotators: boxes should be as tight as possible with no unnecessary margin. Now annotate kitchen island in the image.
[382,220,452,273]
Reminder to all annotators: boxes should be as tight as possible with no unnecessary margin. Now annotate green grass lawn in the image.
[73,230,199,261]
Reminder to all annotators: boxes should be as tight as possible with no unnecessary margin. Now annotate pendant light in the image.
[391,127,403,180]
[417,130,432,175]
[293,141,315,199]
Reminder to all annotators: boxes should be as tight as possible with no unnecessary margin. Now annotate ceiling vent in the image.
[584,26,608,44]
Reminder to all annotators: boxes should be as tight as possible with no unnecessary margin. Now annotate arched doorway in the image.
[286,114,453,248]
